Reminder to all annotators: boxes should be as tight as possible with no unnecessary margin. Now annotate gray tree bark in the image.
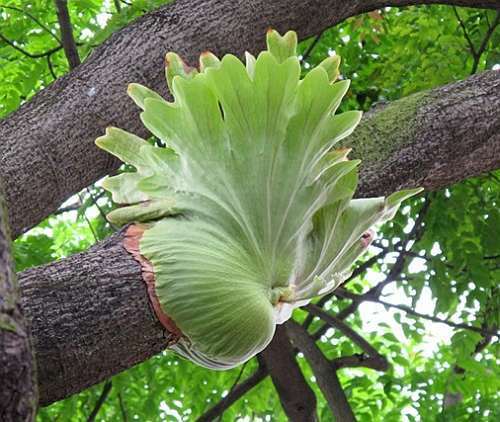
[0,186,37,421]
[18,228,173,406]
[1,0,498,238]
[351,69,500,197]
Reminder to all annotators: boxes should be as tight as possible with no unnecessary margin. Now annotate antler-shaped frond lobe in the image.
[266,29,297,63]
[318,54,341,83]
[95,127,179,225]
[127,83,166,110]
[95,30,423,369]
[199,51,221,72]
[165,52,198,93]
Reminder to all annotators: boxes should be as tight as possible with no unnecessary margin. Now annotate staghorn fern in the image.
[96,30,422,369]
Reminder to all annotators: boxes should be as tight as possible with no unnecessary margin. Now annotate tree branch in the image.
[0,4,61,43]
[0,185,37,421]
[54,0,81,69]
[286,321,356,422]
[305,304,389,371]
[346,71,500,199]
[0,33,62,58]
[453,7,478,57]
[332,354,389,371]
[87,381,113,422]
[196,366,268,422]
[1,0,499,238]
[18,228,173,406]
[363,295,499,337]
[259,326,318,421]
[471,11,500,74]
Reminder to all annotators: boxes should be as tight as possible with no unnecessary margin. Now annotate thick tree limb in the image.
[286,321,356,422]
[18,229,173,406]
[0,186,37,421]
[1,0,498,238]
[349,70,500,198]
[259,326,318,421]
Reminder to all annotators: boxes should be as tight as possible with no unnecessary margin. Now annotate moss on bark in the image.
[344,91,428,165]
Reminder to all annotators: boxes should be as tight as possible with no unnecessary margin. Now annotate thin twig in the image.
[471,11,500,74]
[54,0,81,69]
[113,0,122,13]
[0,4,61,43]
[46,53,58,79]
[78,193,98,242]
[228,363,248,397]
[366,296,499,337]
[117,392,128,421]
[213,362,248,422]
[86,188,118,231]
[54,202,81,215]
[0,33,62,58]
[300,31,323,64]
[196,366,268,422]
[453,7,477,57]
[306,304,385,361]
[87,381,112,422]
[302,248,387,329]
[335,287,498,337]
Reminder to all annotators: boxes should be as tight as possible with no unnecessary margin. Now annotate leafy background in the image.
[1,1,499,420]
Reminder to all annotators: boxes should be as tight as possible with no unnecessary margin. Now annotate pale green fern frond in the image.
[96,30,422,369]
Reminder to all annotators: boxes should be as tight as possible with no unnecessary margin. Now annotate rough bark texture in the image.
[0,187,37,421]
[351,69,500,197]
[260,326,318,421]
[18,229,173,406]
[1,0,498,238]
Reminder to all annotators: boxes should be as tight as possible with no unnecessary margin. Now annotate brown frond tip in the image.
[123,224,183,343]
[361,229,375,248]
